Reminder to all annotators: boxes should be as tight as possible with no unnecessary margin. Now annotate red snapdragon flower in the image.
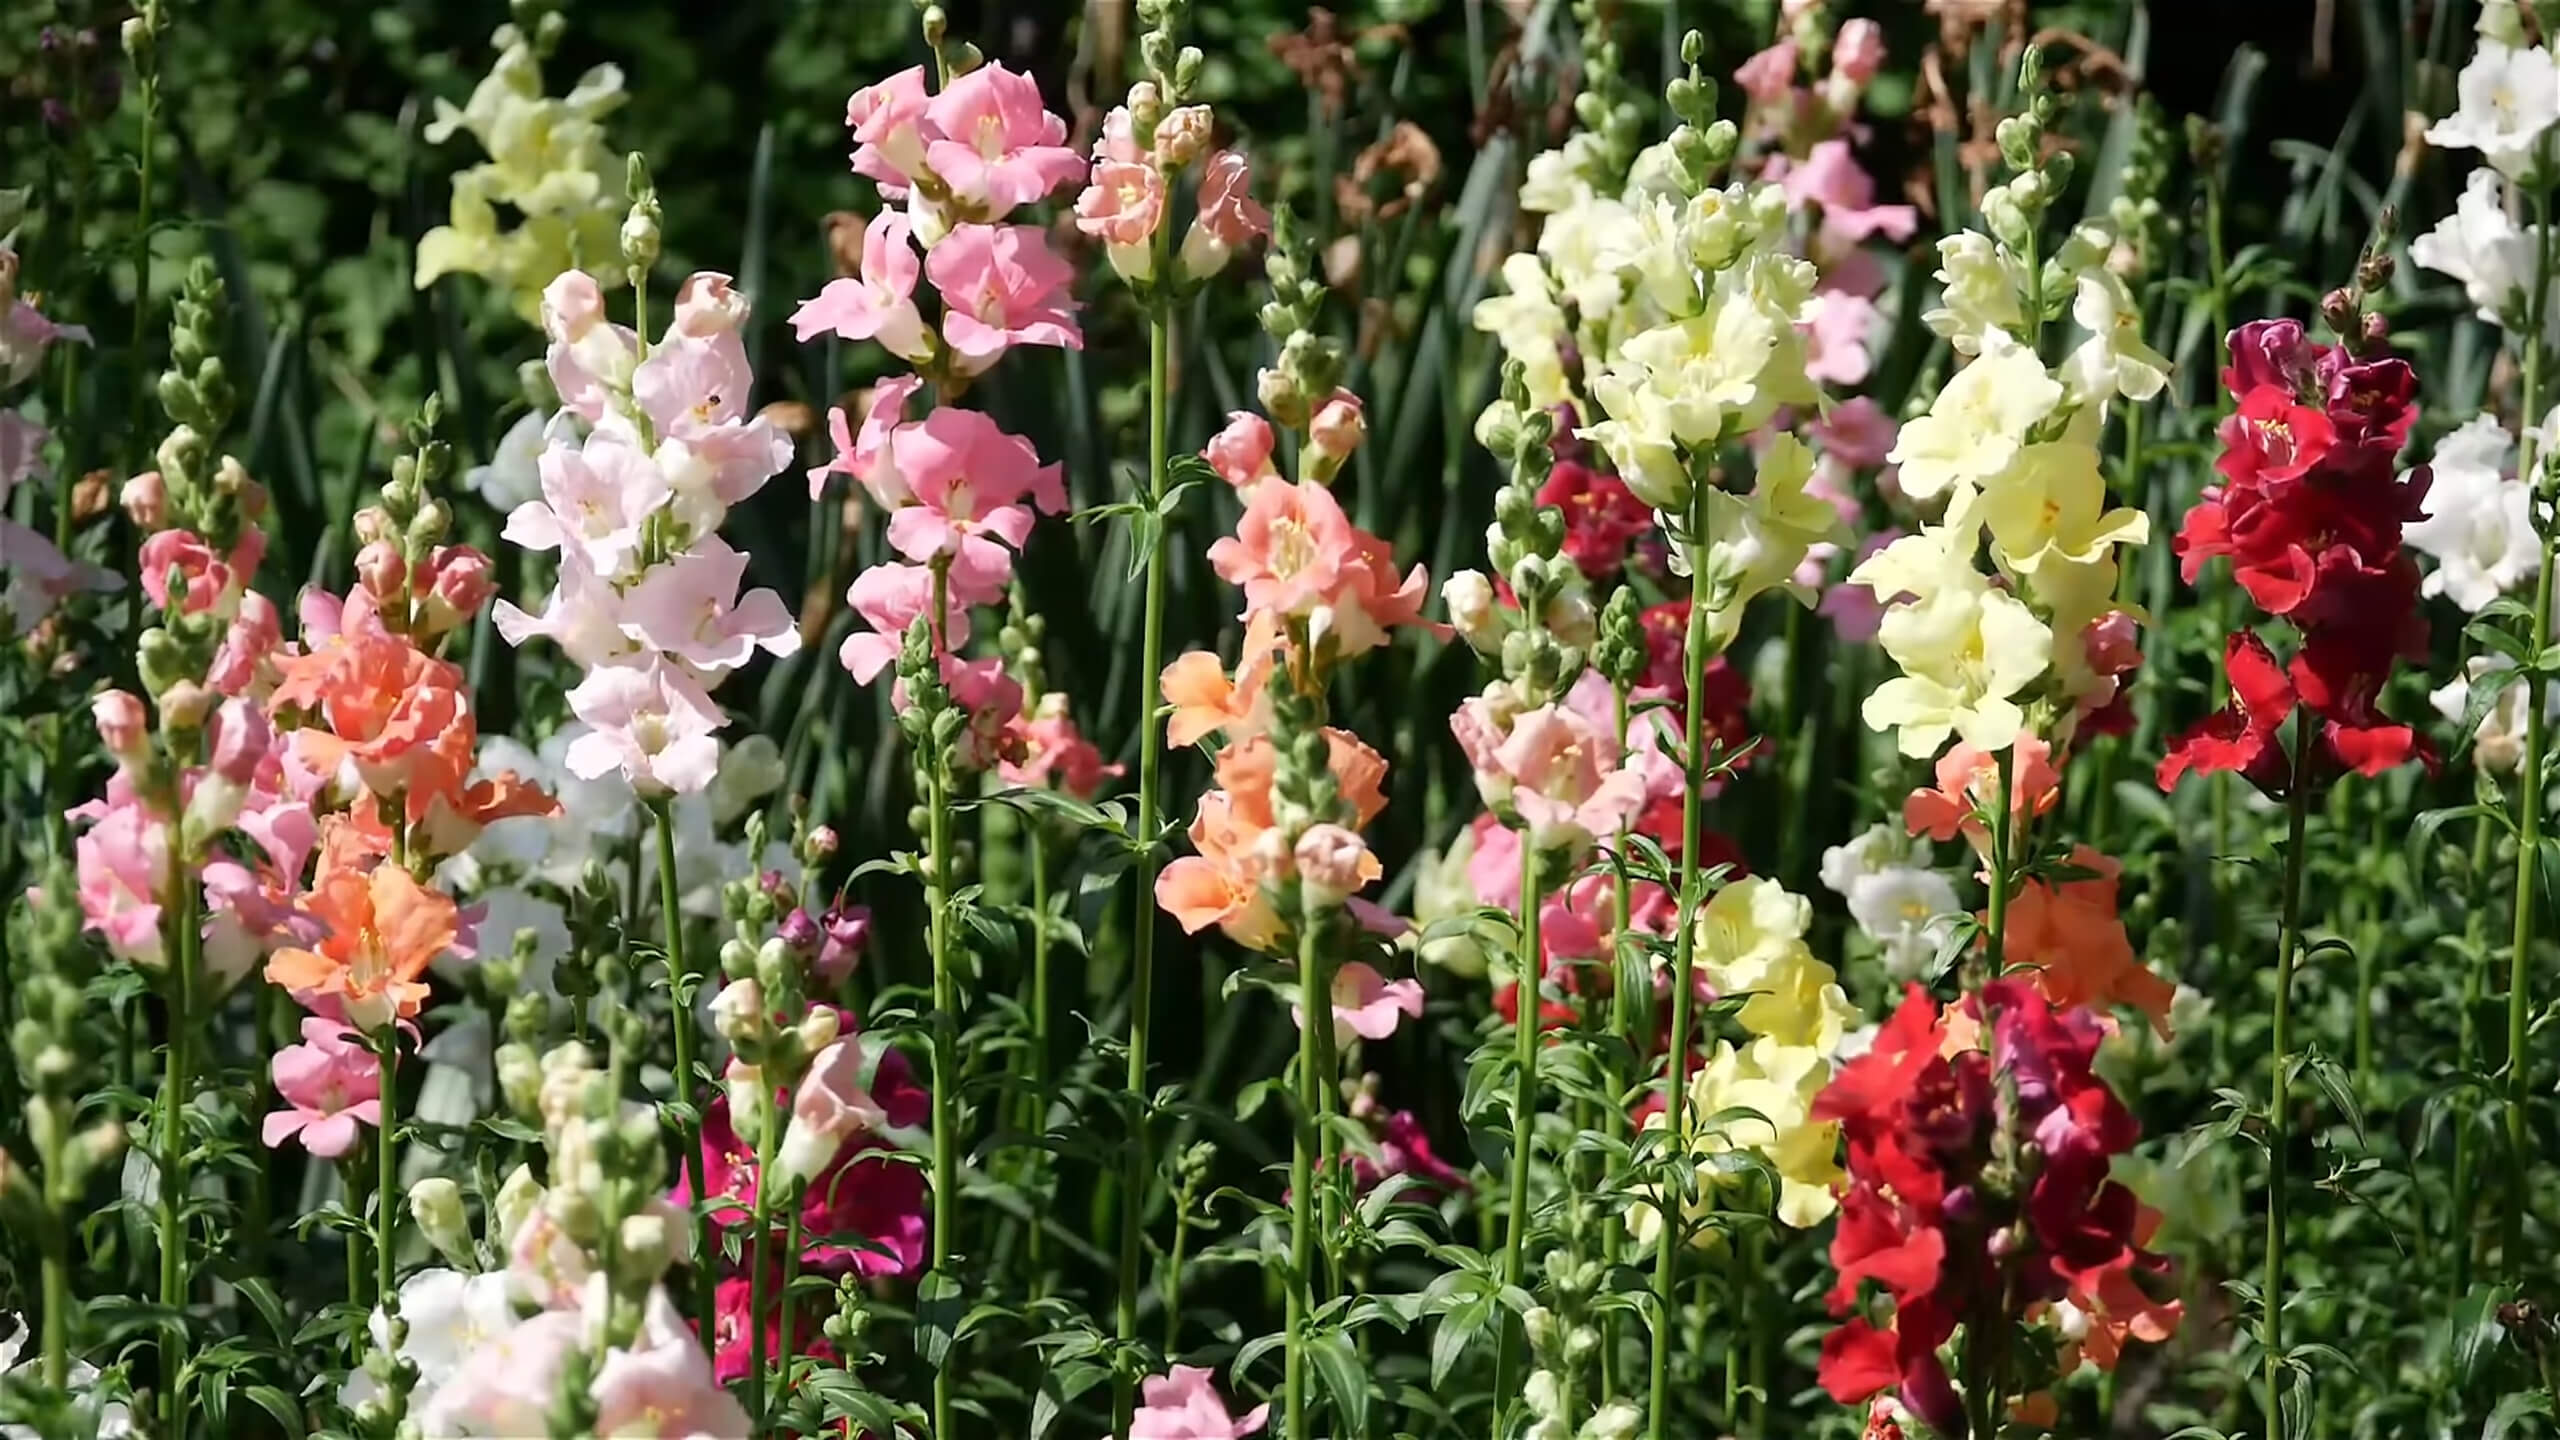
[2164,318,2433,799]
[1812,983,2176,1433]
[1538,461,1654,579]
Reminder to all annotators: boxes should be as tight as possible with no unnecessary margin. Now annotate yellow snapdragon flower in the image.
[1853,526,2055,757]
[1886,330,2061,502]
[417,25,628,321]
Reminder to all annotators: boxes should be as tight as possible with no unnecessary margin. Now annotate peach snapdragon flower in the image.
[264,832,459,1030]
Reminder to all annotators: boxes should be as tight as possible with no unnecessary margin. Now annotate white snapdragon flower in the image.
[2426,40,2560,178]
[1887,330,2063,502]
[338,1269,520,1417]
[1923,231,2028,355]
[2406,414,2537,612]
[2412,168,2546,329]
[1844,866,1962,980]
[0,1318,133,1439]
[2060,266,2172,405]
[2432,653,2560,773]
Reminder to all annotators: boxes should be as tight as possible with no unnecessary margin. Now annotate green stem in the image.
[927,564,961,1440]
[125,55,158,472]
[2454,806,2493,1302]
[1986,744,2016,976]
[1722,1234,1742,1426]
[1028,826,1053,1295]
[1493,845,1546,1427]
[1647,480,1714,1440]
[1599,683,1634,1405]
[653,799,713,1332]
[748,1081,778,1425]
[2265,713,2314,1440]
[157,870,195,1440]
[1285,917,1325,1440]
[1114,280,1174,1439]
[373,1027,399,1313]
[2508,185,2557,1267]
[40,1219,67,1391]
[1162,1195,1189,1356]
[778,1206,803,1411]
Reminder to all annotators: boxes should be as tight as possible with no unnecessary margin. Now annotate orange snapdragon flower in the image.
[265,829,458,1031]
[2001,845,2176,1037]
[1161,613,1284,747]
[1154,727,1390,950]
[271,624,474,808]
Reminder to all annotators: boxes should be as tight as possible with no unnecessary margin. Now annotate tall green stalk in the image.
[747,1084,780,1422]
[652,798,712,1330]
[2264,711,2314,1439]
[1647,480,1713,1439]
[372,1028,399,1311]
[157,873,196,1440]
[1493,845,1546,1426]
[1028,827,1053,1292]
[2453,807,2493,1300]
[1114,270,1174,1439]
[2506,187,2557,1264]
[125,11,160,474]
[1284,916,1325,1440]
[1986,745,2016,973]
[927,564,961,1440]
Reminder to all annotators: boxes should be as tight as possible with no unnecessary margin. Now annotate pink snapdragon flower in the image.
[492,546,634,671]
[882,405,1067,589]
[261,1016,383,1159]
[139,526,263,617]
[540,271,640,423]
[1000,694,1122,797]
[502,427,670,578]
[809,374,925,504]
[590,1306,754,1440]
[1203,411,1279,487]
[1207,477,1437,656]
[615,536,802,677]
[774,1036,895,1190]
[1903,734,2063,856]
[891,654,1027,772]
[838,561,974,685]
[1076,159,1169,279]
[1452,699,1649,853]
[925,224,1084,372]
[563,659,728,796]
[1813,396,1899,469]
[848,66,934,192]
[1295,959,1424,1046]
[0,295,90,387]
[1834,19,1887,86]
[1133,1366,1270,1440]
[789,210,932,360]
[71,792,171,967]
[1180,150,1273,281]
[1783,140,1920,251]
[1734,40,1800,103]
[919,62,1087,215]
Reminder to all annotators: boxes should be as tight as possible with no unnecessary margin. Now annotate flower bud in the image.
[207,696,270,785]
[673,271,748,338]
[409,1177,475,1268]
[120,470,168,528]
[1307,389,1366,467]
[496,1042,544,1122]
[354,540,406,600]
[797,1006,842,1056]
[1293,823,1372,907]
[621,200,663,275]
[420,545,496,634]
[710,978,765,1044]
[1202,410,1279,488]
[92,690,148,767]
[779,906,821,953]
[817,904,871,981]
[618,1211,673,1283]
[1255,365,1304,429]
[1154,104,1212,167]
[351,506,396,546]
[157,679,214,731]
[1833,18,1886,85]
[1442,570,1501,653]
[492,1163,544,1249]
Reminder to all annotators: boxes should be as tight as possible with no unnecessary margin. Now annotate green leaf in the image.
[2447,1282,2517,1389]
[1308,1329,1370,1434]
[915,1269,963,1367]
[2489,1391,2555,1440]
[1430,1295,1490,1389]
